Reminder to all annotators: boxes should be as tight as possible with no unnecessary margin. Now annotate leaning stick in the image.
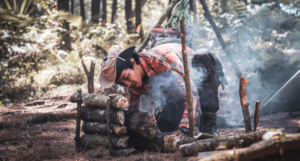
[136,0,180,53]
[180,18,194,137]
[106,98,112,150]
[254,101,261,131]
[81,59,95,93]
[75,89,82,152]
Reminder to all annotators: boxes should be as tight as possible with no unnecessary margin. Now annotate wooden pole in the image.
[136,0,180,53]
[198,0,242,78]
[192,0,197,50]
[75,89,82,152]
[254,101,261,131]
[180,18,194,137]
[106,98,112,150]
[81,60,95,93]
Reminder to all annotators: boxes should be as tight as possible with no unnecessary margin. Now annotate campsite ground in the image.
[1,98,299,161]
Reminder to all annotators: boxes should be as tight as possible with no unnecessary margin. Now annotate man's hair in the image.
[123,52,140,69]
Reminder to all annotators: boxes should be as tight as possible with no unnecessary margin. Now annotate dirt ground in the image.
[1,98,300,161]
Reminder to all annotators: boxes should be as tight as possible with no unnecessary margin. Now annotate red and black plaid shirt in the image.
[125,43,200,129]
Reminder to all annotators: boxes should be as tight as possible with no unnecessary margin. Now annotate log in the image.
[127,131,179,152]
[176,133,216,147]
[125,110,157,139]
[70,93,128,110]
[81,55,95,94]
[82,122,127,135]
[80,134,129,149]
[26,112,76,124]
[180,129,269,156]
[75,89,83,152]
[109,148,137,157]
[190,134,300,161]
[106,98,112,150]
[80,107,125,125]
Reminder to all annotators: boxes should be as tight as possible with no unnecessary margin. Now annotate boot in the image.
[202,112,219,136]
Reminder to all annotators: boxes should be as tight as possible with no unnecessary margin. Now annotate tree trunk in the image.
[102,0,107,25]
[81,134,129,148]
[70,93,128,110]
[180,129,269,156]
[125,110,156,139]
[125,0,134,33]
[81,60,95,93]
[111,0,117,23]
[71,0,74,14]
[80,0,85,20]
[91,0,101,23]
[135,0,143,41]
[80,107,125,125]
[82,122,127,135]
[26,112,76,124]
[57,0,71,50]
[190,134,300,161]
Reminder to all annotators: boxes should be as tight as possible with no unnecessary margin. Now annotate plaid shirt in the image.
[126,43,200,129]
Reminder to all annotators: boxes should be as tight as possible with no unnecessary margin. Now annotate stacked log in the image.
[70,93,129,149]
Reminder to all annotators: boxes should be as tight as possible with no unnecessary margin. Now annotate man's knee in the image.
[192,49,215,68]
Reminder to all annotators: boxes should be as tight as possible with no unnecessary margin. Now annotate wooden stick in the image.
[75,89,82,152]
[254,101,261,131]
[198,0,242,78]
[239,77,252,133]
[136,0,180,53]
[180,18,194,137]
[192,0,197,50]
[81,59,95,93]
[106,98,112,150]
[180,129,268,156]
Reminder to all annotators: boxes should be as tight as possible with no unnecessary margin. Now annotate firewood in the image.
[26,112,76,124]
[180,129,269,156]
[80,107,125,125]
[82,122,127,136]
[70,93,128,110]
[80,134,129,149]
[175,133,216,147]
[189,134,300,161]
[125,110,157,139]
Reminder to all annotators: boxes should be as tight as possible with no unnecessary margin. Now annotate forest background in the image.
[0,0,300,119]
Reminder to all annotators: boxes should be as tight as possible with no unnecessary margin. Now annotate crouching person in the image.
[99,43,227,137]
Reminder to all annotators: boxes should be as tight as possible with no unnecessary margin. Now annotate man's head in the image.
[99,46,145,89]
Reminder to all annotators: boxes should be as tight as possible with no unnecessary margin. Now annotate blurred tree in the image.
[125,0,134,33]
[80,0,85,20]
[71,0,74,14]
[92,0,100,23]
[111,0,117,23]
[57,0,71,50]
[135,0,143,40]
[102,0,106,25]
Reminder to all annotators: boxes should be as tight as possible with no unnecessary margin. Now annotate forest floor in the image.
[0,97,300,161]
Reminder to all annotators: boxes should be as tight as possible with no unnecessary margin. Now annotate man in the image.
[99,43,227,137]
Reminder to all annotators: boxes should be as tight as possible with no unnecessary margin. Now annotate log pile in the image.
[70,93,129,149]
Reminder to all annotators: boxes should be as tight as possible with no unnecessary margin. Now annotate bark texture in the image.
[190,134,300,161]
[82,122,127,136]
[80,134,129,148]
[180,129,269,156]
[70,93,128,110]
[80,107,125,125]
[176,133,216,147]
[125,110,157,139]
[26,112,76,124]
